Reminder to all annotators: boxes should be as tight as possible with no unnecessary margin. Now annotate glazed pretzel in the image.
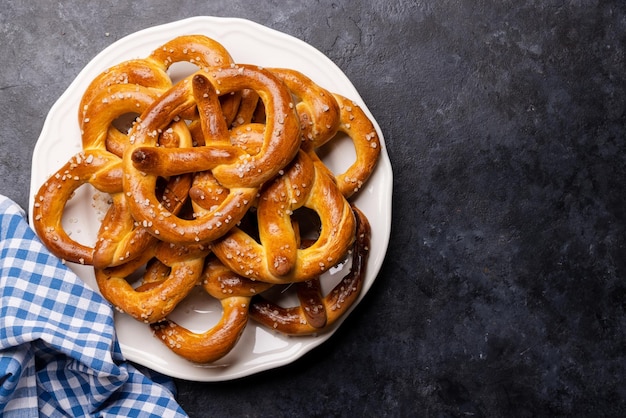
[34,35,240,265]
[323,94,381,198]
[150,256,272,363]
[270,68,341,147]
[33,81,164,264]
[32,84,190,266]
[79,34,236,124]
[249,206,370,335]
[32,149,122,265]
[210,149,356,283]
[95,240,210,323]
[88,35,239,264]
[270,68,381,198]
[124,67,300,244]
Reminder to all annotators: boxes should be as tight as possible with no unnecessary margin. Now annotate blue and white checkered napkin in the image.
[0,195,188,417]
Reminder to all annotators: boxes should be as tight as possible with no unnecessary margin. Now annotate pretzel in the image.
[32,149,122,265]
[80,83,164,154]
[148,34,243,125]
[124,67,300,244]
[270,68,341,147]
[270,68,381,198]
[34,35,243,266]
[150,256,272,363]
[323,94,381,198]
[33,80,166,264]
[210,149,356,283]
[95,240,210,323]
[249,205,370,335]
[79,34,236,124]
[33,86,197,267]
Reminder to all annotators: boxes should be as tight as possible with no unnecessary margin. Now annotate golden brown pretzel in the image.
[323,94,381,198]
[33,80,167,265]
[249,205,370,335]
[78,59,171,128]
[124,67,300,244]
[95,240,210,323]
[269,68,381,199]
[92,118,197,269]
[210,149,356,283]
[80,83,163,155]
[150,256,272,363]
[32,149,122,265]
[270,68,341,147]
[79,35,238,148]
[148,34,233,72]
[147,34,243,125]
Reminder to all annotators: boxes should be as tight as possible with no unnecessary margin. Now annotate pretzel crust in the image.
[249,206,371,335]
[32,149,122,265]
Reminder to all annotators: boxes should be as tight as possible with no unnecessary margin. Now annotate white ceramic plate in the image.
[29,16,392,381]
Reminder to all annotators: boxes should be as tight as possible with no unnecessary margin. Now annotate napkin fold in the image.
[0,195,187,417]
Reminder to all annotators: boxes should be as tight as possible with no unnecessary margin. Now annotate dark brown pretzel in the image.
[249,206,370,335]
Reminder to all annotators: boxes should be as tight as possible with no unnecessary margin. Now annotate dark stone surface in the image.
[2,1,625,416]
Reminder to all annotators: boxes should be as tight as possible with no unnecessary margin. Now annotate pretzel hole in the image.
[257,250,353,307]
[168,61,201,83]
[167,286,223,333]
[316,132,355,177]
[257,283,299,307]
[61,184,110,246]
[112,112,140,134]
[291,207,321,241]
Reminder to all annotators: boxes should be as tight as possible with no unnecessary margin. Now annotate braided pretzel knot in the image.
[249,205,371,335]
[124,67,300,244]
[150,257,273,363]
[210,148,356,283]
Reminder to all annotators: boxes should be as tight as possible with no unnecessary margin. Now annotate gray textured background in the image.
[2,1,625,416]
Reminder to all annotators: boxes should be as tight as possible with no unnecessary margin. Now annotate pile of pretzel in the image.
[32,35,380,363]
